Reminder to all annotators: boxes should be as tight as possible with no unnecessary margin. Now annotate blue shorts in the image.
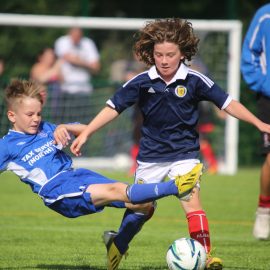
[39,168,126,218]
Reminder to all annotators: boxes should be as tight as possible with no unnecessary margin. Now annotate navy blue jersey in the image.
[107,64,231,162]
[0,122,72,194]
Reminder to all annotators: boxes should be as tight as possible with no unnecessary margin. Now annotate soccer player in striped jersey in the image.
[71,18,270,270]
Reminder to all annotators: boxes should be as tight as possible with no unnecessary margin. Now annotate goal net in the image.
[0,14,242,174]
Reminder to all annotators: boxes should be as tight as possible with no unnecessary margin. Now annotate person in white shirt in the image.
[54,27,100,124]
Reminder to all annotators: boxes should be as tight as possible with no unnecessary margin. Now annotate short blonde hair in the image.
[5,79,43,110]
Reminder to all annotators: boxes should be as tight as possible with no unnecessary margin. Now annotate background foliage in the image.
[0,0,269,165]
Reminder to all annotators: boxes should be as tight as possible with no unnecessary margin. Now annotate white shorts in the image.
[134,159,201,184]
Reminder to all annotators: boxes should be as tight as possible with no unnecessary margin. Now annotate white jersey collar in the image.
[8,129,25,135]
[148,63,189,84]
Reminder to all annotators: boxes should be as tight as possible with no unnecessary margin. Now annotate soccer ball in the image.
[166,238,206,270]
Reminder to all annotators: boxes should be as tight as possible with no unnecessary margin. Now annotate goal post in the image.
[0,13,242,174]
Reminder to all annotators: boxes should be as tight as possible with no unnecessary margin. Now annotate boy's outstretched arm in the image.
[70,106,119,156]
[54,124,87,148]
[224,99,270,133]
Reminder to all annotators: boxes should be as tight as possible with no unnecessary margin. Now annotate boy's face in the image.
[153,41,183,82]
[7,97,42,134]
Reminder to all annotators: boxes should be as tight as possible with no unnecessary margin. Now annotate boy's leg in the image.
[103,162,203,270]
[181,188,223,270]
[103,204,156,270]
[127,164,203,203]
[254,95,270,240]
[87,163,203,206]
[103,160,165,270]
[253,153,270,240]
[166,161,222,270]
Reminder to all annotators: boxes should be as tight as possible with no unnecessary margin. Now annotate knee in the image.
[145,201,156,221]
[139,202,154,215]
[128,201,157,217]
[110,182,126,194]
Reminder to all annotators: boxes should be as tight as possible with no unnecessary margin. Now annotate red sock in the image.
[186,210,211,253]
[259,195,270,208]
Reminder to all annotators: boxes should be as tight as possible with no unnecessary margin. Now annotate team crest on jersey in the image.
[175,85,187,97]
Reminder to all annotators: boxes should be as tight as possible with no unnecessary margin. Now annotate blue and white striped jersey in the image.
[107,64,231,162]
[0,122,72,194]
[241,4,270,97]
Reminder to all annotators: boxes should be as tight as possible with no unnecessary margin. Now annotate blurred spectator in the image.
[30,47,62,84]
[54,27,100,124]
[30,47,62,106]
[30,47,62,123]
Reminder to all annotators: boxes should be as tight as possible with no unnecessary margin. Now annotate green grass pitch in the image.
[1,168,270,269]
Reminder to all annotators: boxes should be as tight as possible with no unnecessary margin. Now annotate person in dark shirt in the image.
[71,18,270,270]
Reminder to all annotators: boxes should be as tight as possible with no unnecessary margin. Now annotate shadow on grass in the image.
[0,266,104,270]
[36,266,169,270]
[0,265,168,270]
[37,266,101,270]
[141,267,168,270]
[224,267,263,270]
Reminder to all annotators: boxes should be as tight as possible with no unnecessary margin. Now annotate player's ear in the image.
[7,110,16,123]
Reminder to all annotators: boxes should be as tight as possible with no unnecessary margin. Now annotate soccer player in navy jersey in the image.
[0,79,202,222]
[71,18,270,270]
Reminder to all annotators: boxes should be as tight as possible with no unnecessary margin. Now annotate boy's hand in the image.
[54,125,71,148]
[258,122,270,134]
[70,133,88,156]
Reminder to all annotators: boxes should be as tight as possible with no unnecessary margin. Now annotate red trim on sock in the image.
[186,210,211,253]
[259,195,270,208]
